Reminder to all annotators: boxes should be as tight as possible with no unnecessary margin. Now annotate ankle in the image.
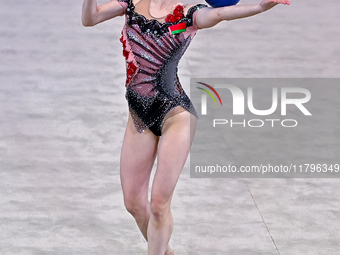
[165,244,175,255]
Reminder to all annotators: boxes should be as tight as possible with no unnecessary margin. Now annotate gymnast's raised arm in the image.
[82,0,124,26]
[195,0,290,29]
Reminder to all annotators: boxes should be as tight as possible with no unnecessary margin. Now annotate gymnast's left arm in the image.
[195,0,290,29]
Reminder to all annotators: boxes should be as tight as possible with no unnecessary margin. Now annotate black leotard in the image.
[118,0,207,136]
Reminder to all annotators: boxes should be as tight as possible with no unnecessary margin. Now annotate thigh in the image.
[150,111,197,202]
[120,112,160,201]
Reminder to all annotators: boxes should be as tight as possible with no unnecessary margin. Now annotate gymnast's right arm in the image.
[82,0,125,27]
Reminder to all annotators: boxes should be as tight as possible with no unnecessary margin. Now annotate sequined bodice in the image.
[119,0,207,91]
[118,0,207,135]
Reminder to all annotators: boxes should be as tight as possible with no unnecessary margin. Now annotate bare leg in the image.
[147,111,197,255]
[120,113,178,254]
[120,113,157,239]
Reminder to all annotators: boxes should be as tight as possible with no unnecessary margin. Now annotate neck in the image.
[149,0,179,9]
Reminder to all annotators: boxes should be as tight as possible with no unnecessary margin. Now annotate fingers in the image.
[276,0,291,5]
[269,0,290,5]
[268,0,290,6]
[260,0,290,12]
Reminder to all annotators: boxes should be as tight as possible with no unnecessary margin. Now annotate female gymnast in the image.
[81,0,290,254]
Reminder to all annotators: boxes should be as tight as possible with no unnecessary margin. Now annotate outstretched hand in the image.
[260,0,290,12]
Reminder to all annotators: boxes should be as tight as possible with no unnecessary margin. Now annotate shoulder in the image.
[183,3,209,29]
[118,0,135,6]
[184,2,209,15]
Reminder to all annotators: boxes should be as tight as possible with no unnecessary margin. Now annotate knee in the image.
[124,196,148,218]
[150,195,171,222]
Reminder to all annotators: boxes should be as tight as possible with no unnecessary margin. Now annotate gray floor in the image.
[1,0,340,254]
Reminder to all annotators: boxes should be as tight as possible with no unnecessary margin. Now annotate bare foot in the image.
[165,244,176,255]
